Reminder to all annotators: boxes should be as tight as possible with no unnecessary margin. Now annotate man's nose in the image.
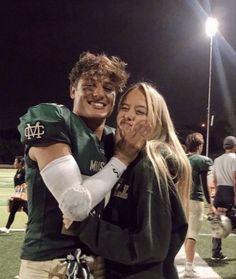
[92,84,104,97]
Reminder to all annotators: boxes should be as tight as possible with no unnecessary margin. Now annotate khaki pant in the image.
[19,257,105,279]
[186,200,204,241]
[19,259,67,279]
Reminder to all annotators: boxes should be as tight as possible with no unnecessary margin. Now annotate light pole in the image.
[205,17,218,157]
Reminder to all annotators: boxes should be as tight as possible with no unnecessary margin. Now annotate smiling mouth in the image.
[88,101,106,109]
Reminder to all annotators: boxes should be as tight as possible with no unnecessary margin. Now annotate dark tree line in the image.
[0,129,24,164]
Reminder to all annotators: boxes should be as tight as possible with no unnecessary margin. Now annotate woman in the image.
[0,156,28,234]
[79,82,191,278]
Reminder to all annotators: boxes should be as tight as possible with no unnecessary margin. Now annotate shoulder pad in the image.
[201,155,213,167]
[18,103,71,147]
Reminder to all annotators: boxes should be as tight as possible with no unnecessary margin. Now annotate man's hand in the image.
[93,257,106,279]
[114,120,151,166]
[207,204,214,214]
[215,207,227,215]
[63,216,73,229]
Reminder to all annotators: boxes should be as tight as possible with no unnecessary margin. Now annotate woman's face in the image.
[117,88,147,131]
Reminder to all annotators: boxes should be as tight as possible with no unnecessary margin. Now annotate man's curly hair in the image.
[69,51,129,92]
[185,132,204,152]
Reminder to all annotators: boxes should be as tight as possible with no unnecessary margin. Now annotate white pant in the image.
[19,256,106,279]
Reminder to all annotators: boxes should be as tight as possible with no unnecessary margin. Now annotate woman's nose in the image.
[123,111,135,120]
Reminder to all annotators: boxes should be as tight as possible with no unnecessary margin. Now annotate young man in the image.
[183,132,213,278]
[211,136,236,260]
[17,52,147,279]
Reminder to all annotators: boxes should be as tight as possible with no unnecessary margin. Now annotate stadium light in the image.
[205,17,218,157]
[205,17,218,37]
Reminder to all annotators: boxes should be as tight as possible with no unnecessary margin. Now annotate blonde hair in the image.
[119,82,191,215]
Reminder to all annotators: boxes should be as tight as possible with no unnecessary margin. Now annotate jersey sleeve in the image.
[199,156,213,172]
[18,103,71,148]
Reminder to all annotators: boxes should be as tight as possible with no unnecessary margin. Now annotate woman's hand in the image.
[114,120,151,165]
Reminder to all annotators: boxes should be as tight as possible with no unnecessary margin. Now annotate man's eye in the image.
[83,85,94,90]
[104,87,114,93]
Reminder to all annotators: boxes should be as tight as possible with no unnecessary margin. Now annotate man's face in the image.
[70,77,116,121]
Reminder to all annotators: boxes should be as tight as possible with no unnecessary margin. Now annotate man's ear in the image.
[70,86,75,99]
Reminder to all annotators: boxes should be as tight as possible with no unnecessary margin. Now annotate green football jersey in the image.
[18,103,114,260]
[188,154,213,201]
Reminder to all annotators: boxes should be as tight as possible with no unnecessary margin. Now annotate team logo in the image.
[114,182,129,199]
[90,160,105,172]
[24,121,45,140]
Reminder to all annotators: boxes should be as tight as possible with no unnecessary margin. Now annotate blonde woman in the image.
[79,82,191,279]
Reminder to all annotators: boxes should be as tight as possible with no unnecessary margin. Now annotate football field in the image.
[0,168,235,279]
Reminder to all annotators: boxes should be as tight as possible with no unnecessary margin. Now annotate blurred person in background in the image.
[183,132,213,278]
[211,136,236,260]
[0,156,28,234]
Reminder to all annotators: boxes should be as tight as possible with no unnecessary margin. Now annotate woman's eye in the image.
[120,105,129,111]
[136,110,146,115]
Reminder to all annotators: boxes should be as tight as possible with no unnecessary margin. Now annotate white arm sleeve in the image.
[40,155,126,221]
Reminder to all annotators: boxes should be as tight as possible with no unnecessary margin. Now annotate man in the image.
[211,136,236,260]
[17,52,147,279]
[183,132,213,278]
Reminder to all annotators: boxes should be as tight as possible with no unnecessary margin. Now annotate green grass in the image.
[0,169,27,279]
[0,169,236,278]
[0,168,15,206]
[197,214,236,279]
[0,230,25,279]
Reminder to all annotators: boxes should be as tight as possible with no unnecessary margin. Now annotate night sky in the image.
[1,0,236,132]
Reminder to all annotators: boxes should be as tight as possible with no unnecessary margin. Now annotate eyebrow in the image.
[121,102,147,110]
[83,79,114,87]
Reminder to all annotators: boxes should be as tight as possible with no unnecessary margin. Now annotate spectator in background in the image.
[183,132,213,278]
[211,136,236,260]
[0,156,28,234]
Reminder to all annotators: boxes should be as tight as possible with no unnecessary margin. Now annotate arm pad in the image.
[40,155,126,221]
